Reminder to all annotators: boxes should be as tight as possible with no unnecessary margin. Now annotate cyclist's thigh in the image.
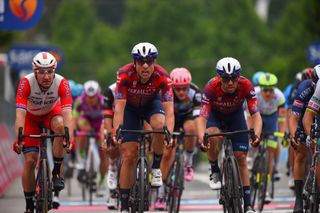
[262,113,280,149]
[23,112,42,149]
[182,115,196,134]
[144,97,165,127]
[206,110,221,142]
[122,104,143,142]
[224,109,248,152]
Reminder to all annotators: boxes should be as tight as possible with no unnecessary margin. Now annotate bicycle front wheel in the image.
[36,160,49,213]
[168,154,184,213]
[250,155,261,207]
[223,157,243,213]
[257,151,269,212]
[137,158,148,213]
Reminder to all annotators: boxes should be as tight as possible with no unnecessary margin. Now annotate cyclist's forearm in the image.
[104,118,113,133]
[163,101,174,133]
[113,99,126,131]
[303,109,315,135]
[288,114,298,137]
[62,108,74,141]
[15,108,26,139]
[196,116,207,142]
[251,112,262,137]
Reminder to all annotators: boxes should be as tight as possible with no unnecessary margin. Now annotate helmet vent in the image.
[36,60,41,65]
[228,63,231,72]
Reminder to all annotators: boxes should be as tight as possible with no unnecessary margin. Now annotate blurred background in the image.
[0,0,320,211]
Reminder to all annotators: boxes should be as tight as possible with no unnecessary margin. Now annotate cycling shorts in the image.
[77,115,103,141]
[206,108,249,152]
[22,102,62,154]
[174,111,194,131]
[122,97,165,142]
[261,113,278,148]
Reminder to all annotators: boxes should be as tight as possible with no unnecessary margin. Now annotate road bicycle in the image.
[303,123,320,213]
[204,129,255,213]
[250,131,284,212]
[18,126,70,213]
[166,131,197,213]
[116,125,171,213]
[75,130,100,206]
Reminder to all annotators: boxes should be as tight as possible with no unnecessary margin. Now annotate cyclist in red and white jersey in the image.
[13,52,73,213]
[113,42,174,213]
[196,57,262,213]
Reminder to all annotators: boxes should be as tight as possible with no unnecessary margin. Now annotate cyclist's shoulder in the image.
[117,63,135,76]
[190,82,201,92]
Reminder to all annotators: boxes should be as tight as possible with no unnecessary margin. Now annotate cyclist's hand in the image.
[13,140,22,154]
[306,135,316,149]
[250,135,260,147]
[64,140,75,153]
[199,139,209,152]
[290,136,299,150]
[165,138,175,149]
[112,136,122,145]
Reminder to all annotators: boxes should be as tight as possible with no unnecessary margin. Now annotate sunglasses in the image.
[174,86,189,92]
[136,58,155,66]
[36,69,55,75]
[221,75,239,83]
[262,88,274,93]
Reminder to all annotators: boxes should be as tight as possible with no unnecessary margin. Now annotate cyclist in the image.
[252,71,264,87]
[287,68,313,189]
[113,42,174,213]
[196,57,262,213]
[73,80,108,196]
[13,52,73,213]
[289,67,316,213]
[302,64,320,193]
[102,82,121,208]
[255,72,286,203]
[155,67,201,209]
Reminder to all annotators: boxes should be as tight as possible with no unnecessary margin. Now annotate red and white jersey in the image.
[16,73,73,116]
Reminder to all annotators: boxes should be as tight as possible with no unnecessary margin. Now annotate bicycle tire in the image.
[230,157,243,213]
[139,157,149,213]
[88,153,95,206]
[36,160,49,213]
[222,157,242,213]
[250,155,261,207]
[168,154,184,213]
[311,179,319,213]
[257,151,269,212]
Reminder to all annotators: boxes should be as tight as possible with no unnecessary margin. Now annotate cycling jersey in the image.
[200,76,258,119]
[255,86,285,115]
[307,80,320,113]
[174,83,201,119]
[116,63,173,107]
[283,84,293,110]
[292,80,314,130]
[103,83,116,118]
[16,73,72,115]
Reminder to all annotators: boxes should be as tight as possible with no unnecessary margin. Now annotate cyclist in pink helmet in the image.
[155,67,202,210]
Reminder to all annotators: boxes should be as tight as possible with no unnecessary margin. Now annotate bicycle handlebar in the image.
[203,129,255,146]
[172,131,198,139]
[18,127,70,148]
[116,125,171,145]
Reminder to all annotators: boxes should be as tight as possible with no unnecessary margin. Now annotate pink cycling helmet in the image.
[170,68,192,86]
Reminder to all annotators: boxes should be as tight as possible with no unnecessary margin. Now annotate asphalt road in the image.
[0,158,295,213]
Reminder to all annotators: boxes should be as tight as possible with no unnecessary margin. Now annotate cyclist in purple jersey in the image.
[73,80,108,196]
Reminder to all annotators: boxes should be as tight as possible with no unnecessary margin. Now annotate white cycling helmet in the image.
[131,42,158,59]
[83,80,101,97]
[216,57,241,76]
[32,52,57,70]
[311,64,320,86]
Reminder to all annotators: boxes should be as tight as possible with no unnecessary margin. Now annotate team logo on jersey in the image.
[195,93,202,102]
[132,81,137,87]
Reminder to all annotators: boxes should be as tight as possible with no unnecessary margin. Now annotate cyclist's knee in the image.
[183,120,196,134]
[295,152,307,164]
[234,152,247,167]
[150,115,165,130]
[122,146,138,165]
[24,154,38,169]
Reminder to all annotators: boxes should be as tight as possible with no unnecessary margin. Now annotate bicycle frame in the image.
[166,132,197,213]
[18,126,69,213]
[116,126,170,213]
[204,129,255,213]
[74,130,100,206]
